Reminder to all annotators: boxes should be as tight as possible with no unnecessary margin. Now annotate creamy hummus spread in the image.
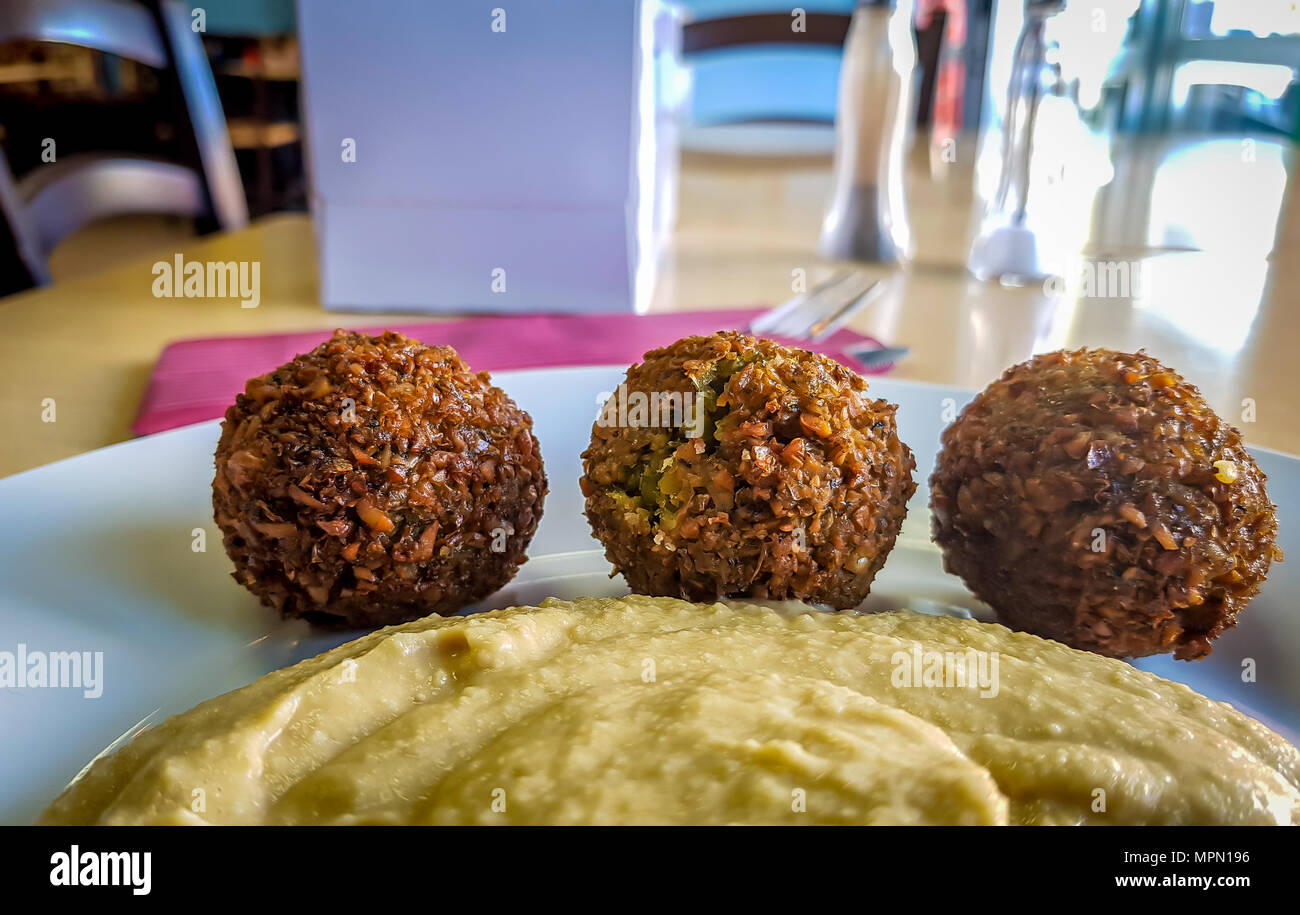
[40,597,1300,825]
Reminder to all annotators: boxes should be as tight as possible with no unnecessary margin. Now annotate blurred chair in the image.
[680,1,854,126]
[1116,0,1299,136]
[0,0,246,286]
[178,1,302,217]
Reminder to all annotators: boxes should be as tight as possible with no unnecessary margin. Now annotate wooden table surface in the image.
[3,136,1298,479]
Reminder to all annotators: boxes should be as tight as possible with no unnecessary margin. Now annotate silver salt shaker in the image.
[818,0,916,265]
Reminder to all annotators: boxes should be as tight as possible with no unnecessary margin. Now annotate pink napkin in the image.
[132,309,892,436]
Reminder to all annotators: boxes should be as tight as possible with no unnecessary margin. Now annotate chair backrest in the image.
[153,0,246,231]
[0,0,246,284]
[20,154,207,254]
[0,144,48,284]
[0,0,169,67]
[683,10,852,55]
[680,3,853,126]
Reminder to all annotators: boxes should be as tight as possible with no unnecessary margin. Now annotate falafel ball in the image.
[580,331,916,608]
[213,330,546,627]
[930,348,1280,660]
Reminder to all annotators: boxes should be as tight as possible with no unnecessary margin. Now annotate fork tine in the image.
[808,277,885,341]
[749,270,855,337]
[773,270,875,340]
[749,272,840,336]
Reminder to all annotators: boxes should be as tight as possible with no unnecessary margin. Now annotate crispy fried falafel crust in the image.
[930,348,1280,660]
[581,331,916,608]
[213,330,546,626]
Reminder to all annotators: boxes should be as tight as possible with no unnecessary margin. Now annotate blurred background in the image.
[1,0,1298,473]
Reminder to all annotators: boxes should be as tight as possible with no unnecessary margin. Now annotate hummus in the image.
[40,597,1300,825]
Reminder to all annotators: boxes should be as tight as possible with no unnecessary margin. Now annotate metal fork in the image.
[748,270,908,365]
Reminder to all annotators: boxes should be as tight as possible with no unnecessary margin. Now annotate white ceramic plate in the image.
[1,366,1296,825]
